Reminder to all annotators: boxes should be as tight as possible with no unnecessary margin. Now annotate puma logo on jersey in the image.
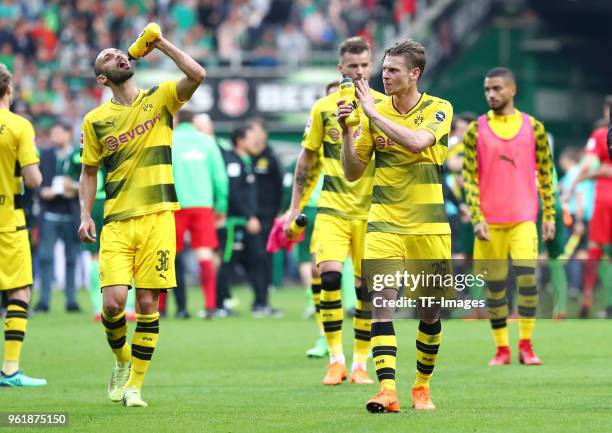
[499,154,517,168]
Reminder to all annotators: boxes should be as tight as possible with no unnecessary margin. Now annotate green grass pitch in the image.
[2,287,611,433]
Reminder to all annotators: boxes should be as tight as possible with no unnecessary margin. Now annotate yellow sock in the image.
[371,321,396,391]
[320,272,343,357]
[352,289,371,365]
[311,278,323,335]
[414,320,441,389]
[486,279,510,348]
[519,318,536,340]
[516,268,537,341]
[125,312,160,391]
[3,299,29,374]
[491,319,509,347]
[101,310,131,364]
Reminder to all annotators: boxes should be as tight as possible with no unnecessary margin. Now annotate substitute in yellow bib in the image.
[78,32,205,407]
[285,37,386,386]
[0,64,46,387]
[340,39,453,413]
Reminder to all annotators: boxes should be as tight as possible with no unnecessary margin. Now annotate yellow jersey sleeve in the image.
[420,100,453,146]
[17,119,38,167]
[80,115,102,167]
[354,116,374,164]
[301,102,324,152]
[531,117,555,223]
[159,79,187,116]
[461,121,485,224]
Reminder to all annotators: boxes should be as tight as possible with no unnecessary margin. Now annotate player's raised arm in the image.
[355,77,434,153]
[338,99,367,181]
[152,37,206,102]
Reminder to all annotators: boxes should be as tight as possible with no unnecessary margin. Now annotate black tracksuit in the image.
[251,145,283,290]
[217,148,268,309]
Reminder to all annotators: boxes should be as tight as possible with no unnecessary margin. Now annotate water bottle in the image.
[287,213,308,240]
[338,74,360,127]
[128,23,161,60]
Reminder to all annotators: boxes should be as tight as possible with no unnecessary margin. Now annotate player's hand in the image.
[355,78,375,117]
[573,219,585,236]
[336,99,352,132]
[78,216,97,243]
[542,221,556,242]
[459,203,471,223]
[143,35,165,57]
[473,221,490,241]
[246,216,261,235]
[283,208,299,237]
[214,212,226,228]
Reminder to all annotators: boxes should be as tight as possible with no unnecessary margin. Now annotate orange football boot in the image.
[349,368,373,384]
[411,386,435,410]
[366,389,400,413]
[322,362,347,385]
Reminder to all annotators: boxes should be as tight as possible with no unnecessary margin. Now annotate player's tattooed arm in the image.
[284,148,321,236]
[291,147,321,211]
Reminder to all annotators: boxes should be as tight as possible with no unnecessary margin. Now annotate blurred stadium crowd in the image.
[0,0,429,145]
[0,0,610,320]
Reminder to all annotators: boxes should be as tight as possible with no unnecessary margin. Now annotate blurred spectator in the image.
[182,24,215,62]
[171,0,198,36]
[217,125,282,317]
[559,146,595,298]
[168,110,228,319]
[217,5,247,63]
[35,121,81,313]
[252,28,278,67]
[197,0,225,29]
[341,0,370,37]
[277,23,310,67]
[247,117,283,292]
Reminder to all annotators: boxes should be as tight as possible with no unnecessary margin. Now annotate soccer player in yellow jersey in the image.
[78,33,205,407]
[340,39,453,412]
[0,64,46,387]
[285,37,386,385]
[462,67,555,366]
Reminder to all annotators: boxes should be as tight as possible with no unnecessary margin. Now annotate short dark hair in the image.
[604,95,612,111]
[326,80,340,95]
[93,58,103,78]
[0,63,12,99]
[177,109,196,124]
[485,67,516,84]
[231,125,250,147]
[246,117,267,131]
[383,39,426,77]
[338,37,370,58]
[55,118,73,132]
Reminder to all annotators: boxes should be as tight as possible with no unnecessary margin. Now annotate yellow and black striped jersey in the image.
[301,88,386,219]
[81,80,187,224]
[355,93,453,234]
[0,109,38,232]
